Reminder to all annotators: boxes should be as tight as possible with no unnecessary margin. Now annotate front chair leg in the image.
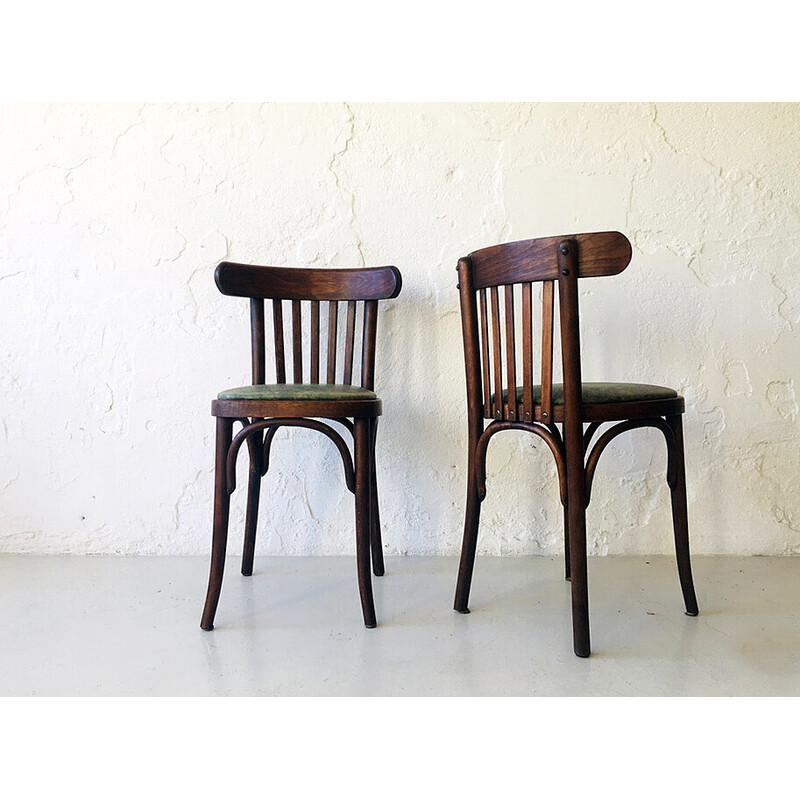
[369,417,385,577]
[354,418,377,628]
[666,414,699,616]
[454,447,482,613]
[201,417,234,631]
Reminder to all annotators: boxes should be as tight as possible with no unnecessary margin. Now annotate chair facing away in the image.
[201,262,402,631]
[453,231,698,657]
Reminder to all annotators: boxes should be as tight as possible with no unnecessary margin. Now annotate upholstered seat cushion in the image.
[497,382,678,406]
[218,383,378,402]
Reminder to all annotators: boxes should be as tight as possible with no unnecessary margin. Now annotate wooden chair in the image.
[200,262,402,631]
[453,231,698,657]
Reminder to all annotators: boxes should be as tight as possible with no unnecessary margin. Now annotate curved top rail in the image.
[467,231,632,289]
[215,263,403,301]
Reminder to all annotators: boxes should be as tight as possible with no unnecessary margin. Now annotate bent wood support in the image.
[261,426,280,475]
[474,421,567,504]
[226,418,356,494]
[583,417,676,506]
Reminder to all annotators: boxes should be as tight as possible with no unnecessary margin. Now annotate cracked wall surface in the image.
[0,102,798,556]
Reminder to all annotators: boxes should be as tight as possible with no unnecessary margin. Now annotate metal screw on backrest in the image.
[559,242,570,274]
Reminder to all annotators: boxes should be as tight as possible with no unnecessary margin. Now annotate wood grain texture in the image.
[250,298,265,385]
[540,281,554,421]
[272,299,286,384]
[327,300,338,384]
[292,299,303,383]
[469,231,631,290]
[479,288,491,419]
[310,300,320,383]
[216,263,402,301]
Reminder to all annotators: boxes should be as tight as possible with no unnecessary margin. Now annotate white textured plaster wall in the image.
[0,102,798,557]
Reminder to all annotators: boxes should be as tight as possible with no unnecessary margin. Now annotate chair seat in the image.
[497,382,678,405]
[218,383,378,402]
[213,383,382,418]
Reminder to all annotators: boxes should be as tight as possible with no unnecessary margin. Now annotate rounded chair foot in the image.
[684,609,699,617]
[373,567,385,577]
[200,623,214,632]
[364,622,377,629]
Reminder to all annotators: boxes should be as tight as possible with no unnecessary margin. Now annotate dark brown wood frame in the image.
[201,262,402,631]
[453,232,698,657]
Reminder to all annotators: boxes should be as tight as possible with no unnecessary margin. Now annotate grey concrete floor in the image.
[0,554,797,696]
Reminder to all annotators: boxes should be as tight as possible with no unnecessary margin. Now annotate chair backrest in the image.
[457,231,632,424]
[215,263,402,390]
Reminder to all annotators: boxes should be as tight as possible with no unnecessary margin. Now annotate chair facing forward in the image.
[201,262,402,631]
[453,231,698,657]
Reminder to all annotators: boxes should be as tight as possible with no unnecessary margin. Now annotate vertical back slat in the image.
[504,285,517,420]
[310,300,320,383]
[343,300,357,385]
[361,300,378,390]
[272,299,286,384]
[541,280,555,420]
[521,283,533,421]
[292,300,303,383]
[250,298,265,385]
[479,289,491,419]
[490,286,503,420]
[326,300,338,383]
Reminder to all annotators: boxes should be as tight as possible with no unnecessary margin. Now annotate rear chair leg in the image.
[563,419,590,657]
[666,414,699,616]
[201,417,234,631]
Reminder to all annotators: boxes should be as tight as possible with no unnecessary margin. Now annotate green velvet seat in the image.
[218,383,379,402]
[495,382,678,407]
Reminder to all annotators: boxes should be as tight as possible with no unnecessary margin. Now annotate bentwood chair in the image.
[453,231,698,657]
[200,262,402,631]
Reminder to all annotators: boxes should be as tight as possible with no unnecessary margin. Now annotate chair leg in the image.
[562,501,571,581]
[240,461,261,577]
[201,417,234,631]
[369,417,385,577]
[563,425,590,657]
[454,448,481,613]
[354,418,377,628]
[241,428,263,576]
[666,414,699,616]
[566,497,590,657]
